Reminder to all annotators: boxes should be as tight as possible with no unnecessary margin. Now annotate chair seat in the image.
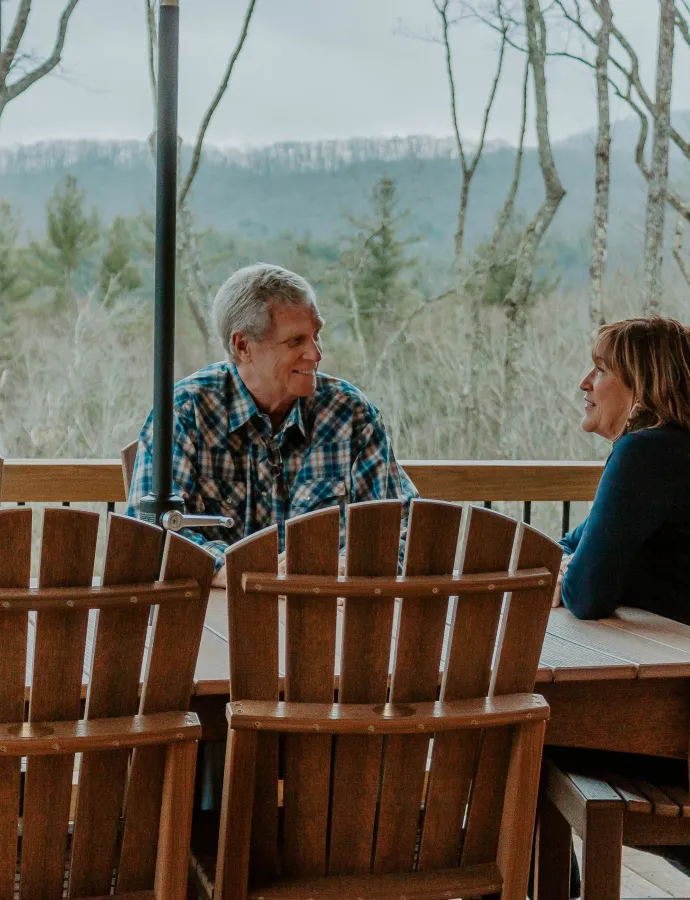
[544,749,690,820]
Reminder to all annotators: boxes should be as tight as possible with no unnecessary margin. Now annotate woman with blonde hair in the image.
[557,315,690,622]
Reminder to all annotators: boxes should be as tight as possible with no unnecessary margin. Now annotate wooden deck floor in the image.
[573,837,690,898]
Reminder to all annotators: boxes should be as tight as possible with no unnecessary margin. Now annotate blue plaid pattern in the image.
[126,362,418,571]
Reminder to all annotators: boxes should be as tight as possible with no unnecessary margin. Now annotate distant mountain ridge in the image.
[0,134,512,174]
[1,122,687,280]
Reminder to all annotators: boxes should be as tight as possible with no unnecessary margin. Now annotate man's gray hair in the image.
[212,263,318,362]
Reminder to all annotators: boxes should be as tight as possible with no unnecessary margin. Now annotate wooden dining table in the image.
[190,590,690,760]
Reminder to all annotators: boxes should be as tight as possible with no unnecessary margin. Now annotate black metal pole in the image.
[139,0,185,526]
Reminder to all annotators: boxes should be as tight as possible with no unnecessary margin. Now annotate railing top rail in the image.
[0,458,605,503]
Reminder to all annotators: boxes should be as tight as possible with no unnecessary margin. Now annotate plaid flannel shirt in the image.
[126,362,418,571]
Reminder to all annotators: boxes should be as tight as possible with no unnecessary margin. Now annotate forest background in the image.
[1,0,690,473]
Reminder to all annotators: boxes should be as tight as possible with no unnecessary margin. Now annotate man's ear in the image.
[232,331,251,364]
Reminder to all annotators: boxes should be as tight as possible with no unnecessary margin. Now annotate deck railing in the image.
[0,458,604,538]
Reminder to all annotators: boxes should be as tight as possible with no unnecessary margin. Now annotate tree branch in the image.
[672,216,690,289]
[0,0,31,86]
[469,0,508,178]
[493,51,529,247]
[178,0,259,206]
[3,0,81,105]
[145,0,157,111]
[434,0,467,170]
[503,0,566,419]
[370,290,454,382]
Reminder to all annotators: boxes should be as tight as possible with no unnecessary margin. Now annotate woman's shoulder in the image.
[612,425,690,470]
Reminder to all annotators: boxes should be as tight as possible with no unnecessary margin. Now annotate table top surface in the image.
[23,587,690,697]
[192,589,690,696]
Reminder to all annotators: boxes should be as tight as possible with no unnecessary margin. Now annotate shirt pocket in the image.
[191,476,247,520]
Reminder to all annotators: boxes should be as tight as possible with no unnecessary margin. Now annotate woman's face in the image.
[579,352,634,440]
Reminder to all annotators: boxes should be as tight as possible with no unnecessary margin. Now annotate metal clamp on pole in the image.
[161,512,234,533]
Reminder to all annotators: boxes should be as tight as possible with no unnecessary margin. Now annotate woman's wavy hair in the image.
[592,316,690,434]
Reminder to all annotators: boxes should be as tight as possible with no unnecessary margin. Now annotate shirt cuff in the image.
[203,540,230,573]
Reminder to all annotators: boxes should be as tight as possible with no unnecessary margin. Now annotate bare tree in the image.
[0,0,82,121]
[672,216,690,289]
[553,1,690,299]
[145,0,260,351]
[490,54,530,252]
[432,0,508,432]
[502,0,565,432]
[643,0,675,313]
[588,0,611,330]
[433,0,508,271]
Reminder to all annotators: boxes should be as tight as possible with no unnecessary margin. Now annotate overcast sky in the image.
[0,0,688,148]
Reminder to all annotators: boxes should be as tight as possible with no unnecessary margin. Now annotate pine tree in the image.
[97,216,142,305]
[343,176,419,340]
[26,175,100,308]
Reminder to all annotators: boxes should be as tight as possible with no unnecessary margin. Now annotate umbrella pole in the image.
[140,0,185,526]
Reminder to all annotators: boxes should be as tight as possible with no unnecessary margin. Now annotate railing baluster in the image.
[62,501,71,507]
[561,501,571,538]
[107,502,115,515]
[483,501,492,510]
[522,501,532,524]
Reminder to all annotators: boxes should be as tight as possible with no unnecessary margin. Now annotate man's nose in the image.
[304,340,322,361]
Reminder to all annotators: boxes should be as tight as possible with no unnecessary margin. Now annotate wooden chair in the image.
[193,498,562,900]
[121,439,138,499]
[0,505,215,899]
[536,748,690,900]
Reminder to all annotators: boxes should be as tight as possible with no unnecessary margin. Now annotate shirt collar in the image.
[226,363,308,440]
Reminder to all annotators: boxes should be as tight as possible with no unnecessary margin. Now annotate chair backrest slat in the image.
[373,500,463,874]
[419,506,517,870]
[282,507,340,877]
[69,514,163,897]
[121,439,138,499]
[0,509,31,899]
[328,501,402,875]
[116,530,214,892]
[21,508,100,898]
[226,526,280,882]
[460,522,562,866]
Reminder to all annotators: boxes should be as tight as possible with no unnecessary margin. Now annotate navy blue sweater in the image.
[560,425,690,623]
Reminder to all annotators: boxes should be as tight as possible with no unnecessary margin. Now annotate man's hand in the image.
[212,565,227,588]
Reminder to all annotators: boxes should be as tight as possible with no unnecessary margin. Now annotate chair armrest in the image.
[227,694,549,735]
[0,710,201,757]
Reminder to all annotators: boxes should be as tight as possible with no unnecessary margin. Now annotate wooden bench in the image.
[538,748,690,900]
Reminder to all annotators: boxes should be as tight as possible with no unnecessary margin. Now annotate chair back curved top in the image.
[0,507,215,900]
[218,498,563,900]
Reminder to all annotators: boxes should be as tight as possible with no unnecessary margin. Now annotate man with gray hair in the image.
[127,262,417,582]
